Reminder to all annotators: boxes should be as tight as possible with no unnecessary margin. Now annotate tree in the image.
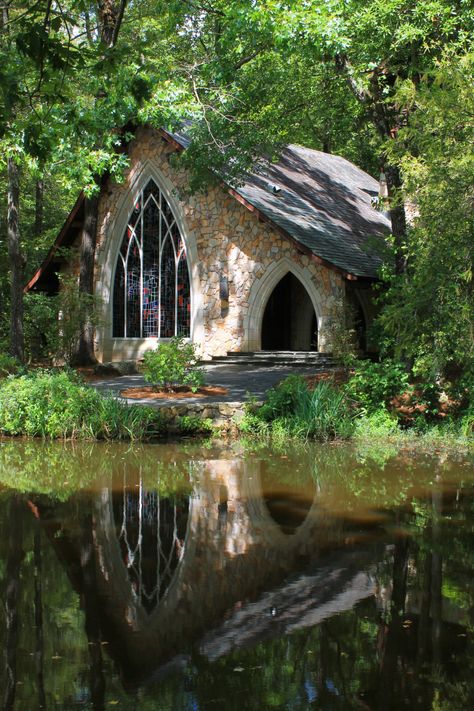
[149,1,473,374]
[0,2,84,361]
[0,2,144,363]
[74,1,128,365]
[379,52,474,375]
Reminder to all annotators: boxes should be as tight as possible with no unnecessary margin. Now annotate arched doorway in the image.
[261,272,317,350]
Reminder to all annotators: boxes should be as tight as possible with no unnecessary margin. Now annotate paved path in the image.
[92,363,317,407]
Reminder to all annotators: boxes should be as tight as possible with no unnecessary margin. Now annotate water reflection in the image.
[113,480,190,613]
[0,440,473,709]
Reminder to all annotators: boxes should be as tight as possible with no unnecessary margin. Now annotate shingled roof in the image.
[169,129,391,279]
[240,146,390,278]
[26,128,390,291]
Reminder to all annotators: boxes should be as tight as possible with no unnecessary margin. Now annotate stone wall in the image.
[157,401,250,431]
[92,126,345,362]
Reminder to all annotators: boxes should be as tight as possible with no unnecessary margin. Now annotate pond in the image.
[0,438,474,710]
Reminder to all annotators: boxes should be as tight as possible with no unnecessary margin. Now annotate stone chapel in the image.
[26,125,390,362]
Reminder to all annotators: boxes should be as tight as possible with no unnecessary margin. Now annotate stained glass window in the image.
[113,179,191,338]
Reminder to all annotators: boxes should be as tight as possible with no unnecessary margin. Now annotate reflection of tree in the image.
[376,534,411,709]
[0,440,196,501]
[80,514,106,711]
[3,497,24,711]
[0,441,473,708]
[431,481,443,669]
[34,531,46,710]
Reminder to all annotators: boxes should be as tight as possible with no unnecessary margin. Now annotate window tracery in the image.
[113,179,191,338]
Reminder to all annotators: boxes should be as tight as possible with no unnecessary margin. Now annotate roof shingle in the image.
[169,131,391,278]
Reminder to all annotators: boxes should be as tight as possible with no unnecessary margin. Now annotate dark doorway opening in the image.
[261,272,317,351]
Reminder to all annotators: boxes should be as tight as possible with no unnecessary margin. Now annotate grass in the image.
[239,376,355,442]
[0,369,166,441]
[239,373,474,448]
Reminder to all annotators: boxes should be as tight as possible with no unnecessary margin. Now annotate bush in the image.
[344,359,409,413]
[142,337,205,392]
[288,381,354,441]
[0,354,21,378]
[23,293,58,362]
[22,277,102,365]
[176,415,214,434]
[0,369,164,440]
[258,375,308,421]
[354,409,401,438]
[240,376,354,441]
[408,381,443,420]
[461,412,474,437]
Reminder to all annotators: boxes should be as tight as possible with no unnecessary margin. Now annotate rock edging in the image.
[157,401,257,430]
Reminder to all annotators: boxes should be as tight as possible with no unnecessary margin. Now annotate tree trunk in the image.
[34,178,44,239]
[1,2,8,30]
[7,157,24,362]
[97,1,127,47]
[73,195,99,365]
[385,164,408,276]
[72,2,127,366]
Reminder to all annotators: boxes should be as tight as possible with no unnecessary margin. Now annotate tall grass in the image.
[0,370,164,440]
[291,381,355,440]
[241,376,354,441]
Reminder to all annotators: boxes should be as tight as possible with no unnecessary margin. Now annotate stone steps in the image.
[207,351,336,368]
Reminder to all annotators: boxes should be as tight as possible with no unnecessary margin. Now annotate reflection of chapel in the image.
[27,126,390,362]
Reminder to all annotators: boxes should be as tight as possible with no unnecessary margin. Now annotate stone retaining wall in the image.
[157,401,253,430]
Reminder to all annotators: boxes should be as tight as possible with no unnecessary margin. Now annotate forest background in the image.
[0,0,472,378]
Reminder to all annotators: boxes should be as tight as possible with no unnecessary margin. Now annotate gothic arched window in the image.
[113,178,191,338]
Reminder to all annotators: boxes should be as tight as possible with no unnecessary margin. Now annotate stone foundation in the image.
[157,401,251,430]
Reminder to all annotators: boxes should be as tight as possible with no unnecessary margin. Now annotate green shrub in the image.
[354,409,401,438]
[23,293,59,362]
[408,381,443,420]
[176,415,214,434]
[287,381,354,440]
[344,359,409,413]
[238,411,271,436]
[258,375,308,421]
[142,337,205,392]
[0,369,163,440]
[447,370,474,413]
[22,277,102,365]
[461,413,474,437]
[0,354,21,378]
[240,376,354,441]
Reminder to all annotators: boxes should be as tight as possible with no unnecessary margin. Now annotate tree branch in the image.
[111,0,127,48]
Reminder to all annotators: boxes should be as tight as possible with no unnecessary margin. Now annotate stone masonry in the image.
[90,127,345,362]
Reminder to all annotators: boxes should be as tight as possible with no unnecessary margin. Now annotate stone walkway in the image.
[92,363,317,407]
